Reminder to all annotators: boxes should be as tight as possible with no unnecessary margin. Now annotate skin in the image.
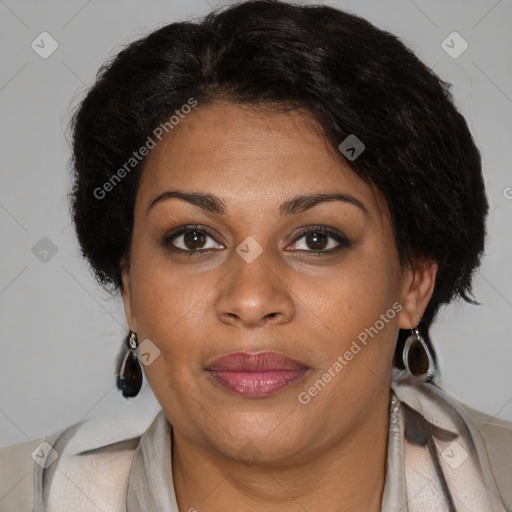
[121,101,438,512]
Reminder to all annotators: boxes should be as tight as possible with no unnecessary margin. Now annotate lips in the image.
[205,351,310,398]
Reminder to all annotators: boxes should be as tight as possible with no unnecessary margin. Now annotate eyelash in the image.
[161,224,351,256]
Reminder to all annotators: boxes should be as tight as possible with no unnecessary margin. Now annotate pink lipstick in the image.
[205,351,309,398]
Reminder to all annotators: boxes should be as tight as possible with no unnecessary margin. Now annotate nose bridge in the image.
[233,245,275,294]
[216,242,294,327]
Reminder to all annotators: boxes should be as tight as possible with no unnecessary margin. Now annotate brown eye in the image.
[183,230,206,250]
[304,232,328,251]
[162,225,224,253]
[288,226,351,254]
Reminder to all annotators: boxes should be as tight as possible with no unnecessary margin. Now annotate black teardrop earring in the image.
[117,331,143,398]
[402,317,436,382]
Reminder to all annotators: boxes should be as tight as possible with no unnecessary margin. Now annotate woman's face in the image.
[122,101,436,464]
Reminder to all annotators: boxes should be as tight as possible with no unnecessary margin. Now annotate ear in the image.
[120,257,137,332]
[398,258,438,330]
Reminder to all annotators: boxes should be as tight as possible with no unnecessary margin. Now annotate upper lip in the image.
[205,350,309,371]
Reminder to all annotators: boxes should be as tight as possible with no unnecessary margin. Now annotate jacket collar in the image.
[125,390,408,512]
[126,407,180,511]
[125,374,508,511]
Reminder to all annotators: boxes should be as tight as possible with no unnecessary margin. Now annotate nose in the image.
[215,248,295,329]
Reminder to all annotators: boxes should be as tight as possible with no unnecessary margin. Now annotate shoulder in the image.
[0,436,47,512]
[0,410,157,512]
[458,400,512,511]
[392,371,512,510]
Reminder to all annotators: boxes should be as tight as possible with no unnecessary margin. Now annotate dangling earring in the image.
[117,331,143,398]
[402,317,436,382]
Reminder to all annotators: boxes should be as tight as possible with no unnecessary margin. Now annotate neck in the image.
[171,388,391,512]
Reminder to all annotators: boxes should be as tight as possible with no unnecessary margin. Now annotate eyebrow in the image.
[147,190,368,217]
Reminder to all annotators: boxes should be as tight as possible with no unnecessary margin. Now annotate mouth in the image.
[205,350,310,398]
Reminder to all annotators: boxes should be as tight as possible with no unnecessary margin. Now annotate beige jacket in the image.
[1,392,511,511]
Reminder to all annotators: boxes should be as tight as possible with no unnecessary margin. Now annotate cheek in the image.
[130,274,198,359]
[293,257,400,421]
[129,237,199,331]
[297,253,402,415]
[301,251,400,342]
[128,245,219,377]
[128,256,208,416]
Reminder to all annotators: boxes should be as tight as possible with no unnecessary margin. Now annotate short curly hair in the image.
[69,0,488,371]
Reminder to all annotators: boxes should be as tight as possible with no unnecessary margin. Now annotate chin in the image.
[199,412,311,464]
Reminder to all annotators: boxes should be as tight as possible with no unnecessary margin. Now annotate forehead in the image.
[137,101,387,219]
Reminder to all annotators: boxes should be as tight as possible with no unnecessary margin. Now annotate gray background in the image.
[1,0,511,447]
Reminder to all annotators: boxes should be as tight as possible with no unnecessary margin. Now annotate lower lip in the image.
[207,369,309,398]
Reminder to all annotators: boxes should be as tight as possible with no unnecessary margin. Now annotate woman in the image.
[0,0,510,510]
